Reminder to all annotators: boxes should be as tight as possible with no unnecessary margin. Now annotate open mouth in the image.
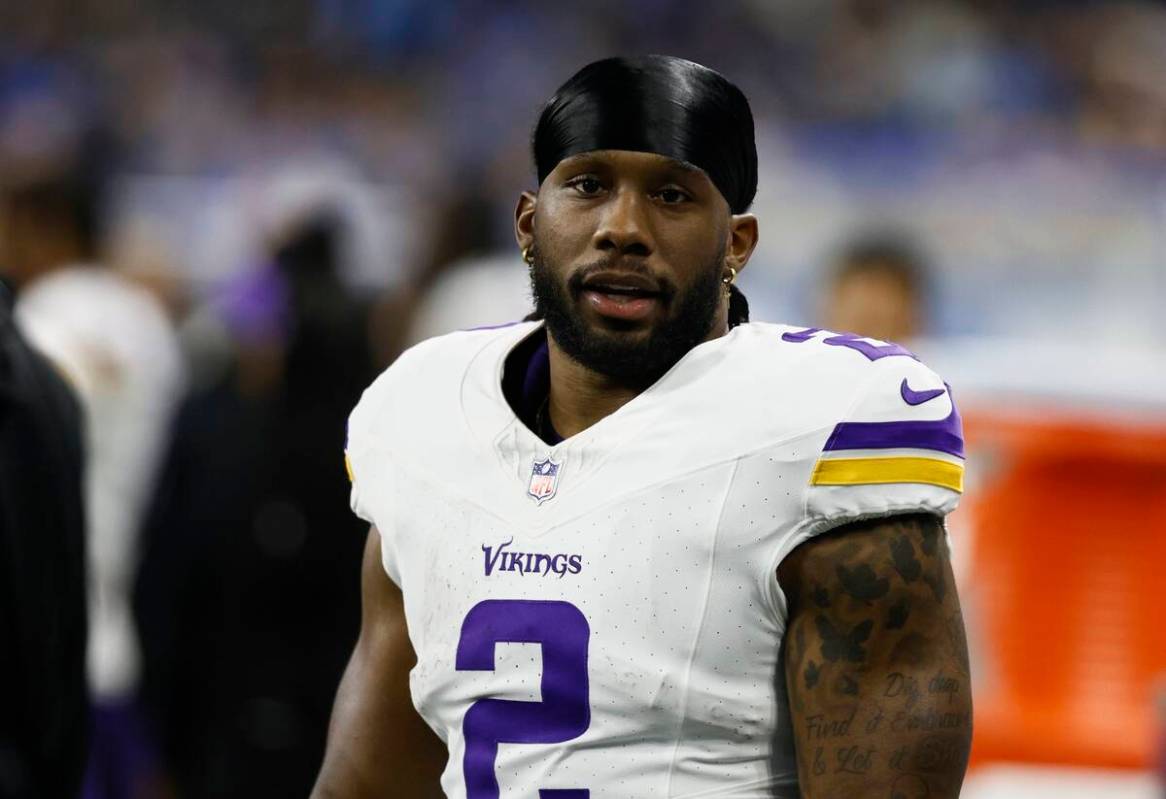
[583,282,661,300]
[579,278,664,321]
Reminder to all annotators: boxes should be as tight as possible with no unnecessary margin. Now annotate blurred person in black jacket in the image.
[0,284,89,798]
[135,215,375,798]
[5,162,182,799]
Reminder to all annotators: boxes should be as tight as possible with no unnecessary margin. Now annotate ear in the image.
[725,213,759,276]
[514,190,538,253]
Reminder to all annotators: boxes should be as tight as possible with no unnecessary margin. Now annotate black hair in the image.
[727,283,749,327]
[528,55,755,328]
[533,55,758,214]
[3,175,102,260]
[1,127,113,261]
[832,234,931,300]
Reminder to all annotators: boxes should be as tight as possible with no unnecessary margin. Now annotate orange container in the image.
[960,408,1166,769]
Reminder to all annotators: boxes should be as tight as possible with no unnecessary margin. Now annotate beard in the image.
[529,244,725,387]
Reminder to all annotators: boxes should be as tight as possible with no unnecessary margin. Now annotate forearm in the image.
[785,641,971,796]
[312,530,446,799]
[782,514,972,798]
[312,636,447,799]
[312,644,389,799]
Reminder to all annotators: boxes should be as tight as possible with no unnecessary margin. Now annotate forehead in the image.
[548,149,710,181]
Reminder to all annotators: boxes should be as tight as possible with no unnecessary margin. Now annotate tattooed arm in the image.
[778,513,972,799]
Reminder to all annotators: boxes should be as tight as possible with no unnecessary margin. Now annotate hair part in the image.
[525,56,756,329]
[532,55,758,214]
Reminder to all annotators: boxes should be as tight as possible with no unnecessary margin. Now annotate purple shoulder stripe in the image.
[823,400,964,458]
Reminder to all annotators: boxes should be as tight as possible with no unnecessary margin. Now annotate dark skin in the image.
[780,514,972,797]
[312,151,970,796]
[313,150,758,797]
[515,149,759,437]
[311,529,446,799]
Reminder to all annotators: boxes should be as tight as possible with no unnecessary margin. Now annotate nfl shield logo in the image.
[527,457,561,505]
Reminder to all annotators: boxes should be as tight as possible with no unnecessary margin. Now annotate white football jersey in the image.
[345,321,963,799]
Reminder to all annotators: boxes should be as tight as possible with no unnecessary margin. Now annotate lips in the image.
[579,270,662,298]
[578,271,664,322]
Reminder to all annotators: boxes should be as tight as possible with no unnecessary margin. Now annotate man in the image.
[3,168,183,797]
[314,56,971,798]
[821,233,931,346]
[135,216,374,798]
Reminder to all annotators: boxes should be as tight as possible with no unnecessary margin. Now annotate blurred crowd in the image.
[1,1,1165,797]
[3,0,1166,339]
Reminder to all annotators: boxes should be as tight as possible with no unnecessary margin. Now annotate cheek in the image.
[534,199,595,255]
[659,219,725,270]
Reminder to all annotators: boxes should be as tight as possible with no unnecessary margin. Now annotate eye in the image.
[655,186,691,205]
[567,175,604,196]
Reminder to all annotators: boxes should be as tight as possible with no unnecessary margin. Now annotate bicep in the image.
[312,528,445,799]
[778,513,972,797]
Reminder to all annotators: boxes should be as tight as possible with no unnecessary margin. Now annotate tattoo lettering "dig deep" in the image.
[782,514,972,798]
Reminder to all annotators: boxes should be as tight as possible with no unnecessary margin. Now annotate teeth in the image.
[589,285,651,296]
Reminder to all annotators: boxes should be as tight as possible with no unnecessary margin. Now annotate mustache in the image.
[565,258,677,300]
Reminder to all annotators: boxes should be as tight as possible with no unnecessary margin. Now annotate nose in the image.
[591,187,654,258]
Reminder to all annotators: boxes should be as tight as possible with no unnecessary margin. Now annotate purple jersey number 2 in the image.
[456,599,590,799]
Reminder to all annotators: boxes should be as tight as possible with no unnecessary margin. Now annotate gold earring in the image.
[522,247,534,265]
[722,266,736,298]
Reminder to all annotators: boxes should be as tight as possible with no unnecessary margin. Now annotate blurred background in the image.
[0,0,1163,797]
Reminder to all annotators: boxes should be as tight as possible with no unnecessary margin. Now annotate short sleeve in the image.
[345,390,379,526]
[344,373,403,585]
[803,356,964,531]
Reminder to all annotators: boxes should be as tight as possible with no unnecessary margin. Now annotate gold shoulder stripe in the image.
[344,452,355,483]
[811,456,963,493]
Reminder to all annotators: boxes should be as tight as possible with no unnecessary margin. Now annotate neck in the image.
[544,335,642,439]
[544,312,729,439]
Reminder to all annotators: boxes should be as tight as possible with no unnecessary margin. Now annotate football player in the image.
[313,55,972,798]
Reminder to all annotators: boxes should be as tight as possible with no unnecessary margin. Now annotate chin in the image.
[583,316,659,342]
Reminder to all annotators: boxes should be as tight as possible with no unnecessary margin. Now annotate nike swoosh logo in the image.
[900,378,945,406]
